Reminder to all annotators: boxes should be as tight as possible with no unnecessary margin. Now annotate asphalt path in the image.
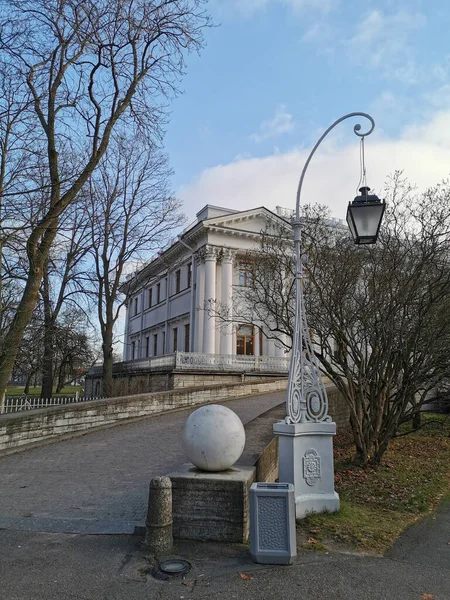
[1,525,449,600]
[0,391,285,534]
[1,389,449,599]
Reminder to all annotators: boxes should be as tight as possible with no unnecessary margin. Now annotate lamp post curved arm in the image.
[286,112,375,424]
[295,113,375,219]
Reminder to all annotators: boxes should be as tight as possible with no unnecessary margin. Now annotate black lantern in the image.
[346,186,385,245]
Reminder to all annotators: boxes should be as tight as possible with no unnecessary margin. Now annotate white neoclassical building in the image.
[121,204,291,367]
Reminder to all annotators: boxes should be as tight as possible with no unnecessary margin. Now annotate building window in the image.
[173,327,178,352]
[162,331,166,354]
[156,282,161,304]
[153,334,158,356]
[148,288,152,308]
[134,297,138,315]
[146,336,150,357]
[175,269,181,294]
[131,340,136,360]
[239,261,254,287]
[187,263,192,288]
[236,325,254,355]
[184,324,190,352]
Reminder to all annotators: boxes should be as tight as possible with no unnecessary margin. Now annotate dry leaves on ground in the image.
[421,593,434,599]
[238,572,254,580]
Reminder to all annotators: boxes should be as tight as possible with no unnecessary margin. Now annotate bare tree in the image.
[53,309,98,392]
[0,62,40,339]
[0,0,209,399]
[85,134,183,397]
[12,308,45,394]
[222,177,450,465]
[40,203,92,398]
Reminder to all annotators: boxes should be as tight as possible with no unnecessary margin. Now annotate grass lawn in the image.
[297,413,450,555]
[6,385,83,396]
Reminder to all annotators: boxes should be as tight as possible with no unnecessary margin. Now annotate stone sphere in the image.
[183,404,246,472]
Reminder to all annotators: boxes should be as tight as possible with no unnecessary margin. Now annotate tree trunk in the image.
[23,372,33,395]
[0,220,58,400]
[41,262,54,399]
[56,359,66,392]
[102,325,114,398]
[0,239,3,335]
[413,411,421,430]
[349,408,370,465]
[0,265,44,398]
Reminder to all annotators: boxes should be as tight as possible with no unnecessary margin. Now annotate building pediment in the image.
[203,206,289,229]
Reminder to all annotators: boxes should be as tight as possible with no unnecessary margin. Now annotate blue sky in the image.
[162,0,450,221]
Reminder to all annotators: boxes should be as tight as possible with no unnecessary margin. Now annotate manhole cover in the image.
[159,559,191,575]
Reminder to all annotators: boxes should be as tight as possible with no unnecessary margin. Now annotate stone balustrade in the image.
[87,352,290,377]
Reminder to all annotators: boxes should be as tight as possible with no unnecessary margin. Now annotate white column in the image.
[220,249,234,355]
[203,246,217,354]
[275,336,285,357]
[215,260,222,354]
[194,253,204,352]
[267,338,276,357]
[254,326,260,357]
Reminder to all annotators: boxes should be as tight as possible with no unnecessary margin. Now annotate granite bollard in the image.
[145,476,173,553]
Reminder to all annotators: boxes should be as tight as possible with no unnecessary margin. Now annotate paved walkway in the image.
[1,505,449,600]
[1,389,449,599]
[0,391,285,534]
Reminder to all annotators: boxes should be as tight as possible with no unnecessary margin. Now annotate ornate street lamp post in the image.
[273,113,382,518]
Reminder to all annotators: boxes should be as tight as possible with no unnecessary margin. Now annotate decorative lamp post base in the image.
[273,420,340,519]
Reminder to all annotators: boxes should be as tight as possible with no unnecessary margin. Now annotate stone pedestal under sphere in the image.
[183,404,246,472]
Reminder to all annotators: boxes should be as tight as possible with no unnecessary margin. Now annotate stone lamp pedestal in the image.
[273,420,339,519]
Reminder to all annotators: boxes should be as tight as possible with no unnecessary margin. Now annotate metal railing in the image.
[1,393,103,415]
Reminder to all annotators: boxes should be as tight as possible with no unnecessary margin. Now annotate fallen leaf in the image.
[307,537,317,543]
[421,594,434,599]
[238,572,253,580]
[182,580,196,588]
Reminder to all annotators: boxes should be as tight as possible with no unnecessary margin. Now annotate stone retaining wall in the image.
[0,379,288,452]
[327,384,351,432]
[86,369,287,398]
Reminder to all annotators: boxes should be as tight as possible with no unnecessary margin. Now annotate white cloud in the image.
[179,110,450,222]
[425,84,450,109]
[250,105,295,143]
[345,9,426,83]
[301,22,332,44]
[220,0,336,16]
[350,9,425,46]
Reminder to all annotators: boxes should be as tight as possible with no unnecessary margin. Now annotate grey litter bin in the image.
[249,482,296,565]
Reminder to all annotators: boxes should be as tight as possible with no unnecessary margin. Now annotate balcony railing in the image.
[87,352,289,376]
[175,352,289,372]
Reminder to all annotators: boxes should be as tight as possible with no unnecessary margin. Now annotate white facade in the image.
[122,205,290,362]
